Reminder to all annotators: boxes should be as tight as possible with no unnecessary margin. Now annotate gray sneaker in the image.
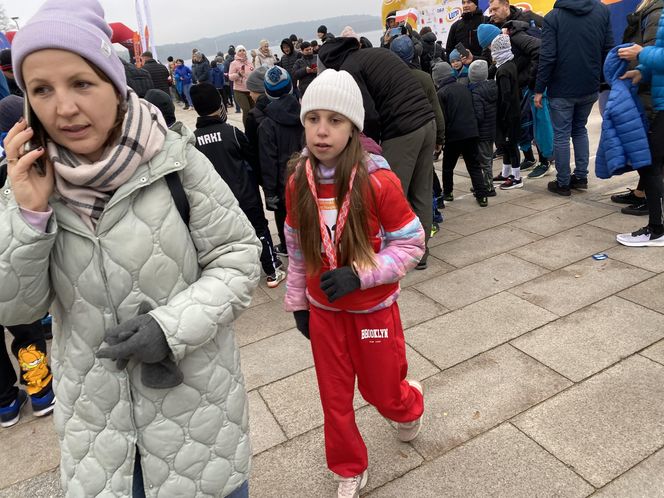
[527,162,551,179]
[336,470,368,498]
[397,380,424,442]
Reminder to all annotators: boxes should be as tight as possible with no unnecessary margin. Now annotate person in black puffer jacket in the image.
[192,52,211,84]
[293,41,318,96]
[420,27,441,74]
[258,67,303,254]
[140,51,170,94]
[121,58,154,97]
[278,38,301,80]
[445,0,488,58]
[433,62,489,204]
[468,60,498,193]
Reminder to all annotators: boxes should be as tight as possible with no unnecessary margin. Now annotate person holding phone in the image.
[445,0,489,60]
[0,0,261,496]
[293,41,318,96]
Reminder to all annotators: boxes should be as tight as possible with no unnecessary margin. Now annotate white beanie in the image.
[300,69,364,131]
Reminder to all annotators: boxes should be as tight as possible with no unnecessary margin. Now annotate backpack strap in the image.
[165,171,190,226]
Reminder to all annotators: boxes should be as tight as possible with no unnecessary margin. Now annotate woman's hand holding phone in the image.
[4,120,54,212]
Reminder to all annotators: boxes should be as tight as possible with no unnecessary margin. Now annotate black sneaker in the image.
[274,244,288,257]
[492,174,509,184]
[436,196,445,209]
[547,180,571,197]
[569,175,588,190]
[621,202,648,216]
[611,189,643,205]
[520,159,536,171]
[527,162,550,179]
[443,192,454,202]
[487,188,497,197]
[476,196,488,207]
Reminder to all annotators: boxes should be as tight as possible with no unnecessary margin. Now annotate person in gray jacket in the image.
[1,1,261,497]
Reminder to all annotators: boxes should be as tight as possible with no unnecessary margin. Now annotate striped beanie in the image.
[264,66,292,100]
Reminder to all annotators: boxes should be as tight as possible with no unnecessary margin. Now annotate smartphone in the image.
[455,42,470,58]
[22,95,46,175]
[389,27,402,37]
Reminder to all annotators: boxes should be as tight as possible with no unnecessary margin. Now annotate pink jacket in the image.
[228,57,254,92]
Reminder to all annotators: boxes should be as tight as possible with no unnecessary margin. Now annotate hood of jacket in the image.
[422,31,437,44]
[318,36,361,70]
[504,19,531,33]
[265,94,301,125]
[281,38,295,55]
[554,0,596,15]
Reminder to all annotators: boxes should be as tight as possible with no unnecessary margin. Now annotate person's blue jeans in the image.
[548,93,598,186]
[132,448,249,497]
[182,82,193,107]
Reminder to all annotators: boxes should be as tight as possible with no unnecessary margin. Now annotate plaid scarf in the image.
[49,90,167,230]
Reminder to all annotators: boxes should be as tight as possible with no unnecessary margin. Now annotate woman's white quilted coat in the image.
[0,124,261,497]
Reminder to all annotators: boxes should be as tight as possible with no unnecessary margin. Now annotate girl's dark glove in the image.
[320,266,361,302]
[293,310,310,339]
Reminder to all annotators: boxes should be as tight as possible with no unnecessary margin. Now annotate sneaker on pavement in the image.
[336,470,368,498]
[492,174,509,184]
[519,159,536,171]
[430,222,440,237]
[547,180,571,197]
[500,176,523,190]
[266,268,286,288]
[476,196,488,207]
[569,174,588,190]
[611,189,643,205]
[397,380,424,442]
[616,226,664,247]
[435,196,445,209]
[621,202,648,216]
[274,244,288,257]
[527,162,550,179]
[31,387,55,417]
[487,188,497,197]
[0,390,28,428]
[442,192,454,202]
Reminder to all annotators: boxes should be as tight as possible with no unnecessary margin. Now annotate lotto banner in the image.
[381,0,641,45]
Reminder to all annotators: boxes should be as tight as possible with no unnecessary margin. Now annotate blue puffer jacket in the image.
[638,11,664,111]
[596,45,651,179]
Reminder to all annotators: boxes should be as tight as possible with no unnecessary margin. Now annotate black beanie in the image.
[317,25,327,34]
[0,95,24,133]
[190,83,225,118]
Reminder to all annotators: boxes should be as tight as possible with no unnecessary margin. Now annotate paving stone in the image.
[431,225,541,268]
[250,406,423,497]
[368,423,593,498]
[514,355,664,487]
[407,292,557,370]
[441,202,538,236]
[594,448,664,497]
[605,245,664,273]
[234,298,295,347]
[0,417,60,489]
[511,258,653,316]
[589,212,644,235]
[248,391,286,455]
[426,228,463,248]
[260,346,439,439]
[641,340,664,366]
[512,296,664,381]
[247,286,271,309]
[400,256,454,288]
[1,468,63,498]
[415,254,549,310]
[398,288,448,329]
[410,344,571,460]
[240,329,314,391]
[511,225,617,270]
[509,193,571,211]
[619,274,664,314]
[511,202,612,237]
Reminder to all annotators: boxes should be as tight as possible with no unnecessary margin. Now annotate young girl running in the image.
[284,69,426,498]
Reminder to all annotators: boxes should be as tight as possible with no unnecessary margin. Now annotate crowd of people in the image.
[0,0,663,496]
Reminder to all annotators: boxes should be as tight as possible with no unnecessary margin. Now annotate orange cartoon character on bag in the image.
[18,345,53,395]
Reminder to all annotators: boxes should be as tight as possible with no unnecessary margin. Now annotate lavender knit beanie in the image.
[11,0,127,98]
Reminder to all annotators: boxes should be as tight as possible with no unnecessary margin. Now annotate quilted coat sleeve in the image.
[0,191,56,326]
[149,145,261,361]
[283,178,309,312]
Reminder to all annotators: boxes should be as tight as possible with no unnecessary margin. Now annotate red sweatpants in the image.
[309,302,424,477]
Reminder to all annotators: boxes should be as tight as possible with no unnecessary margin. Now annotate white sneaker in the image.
[616,226,664,247]
[266,268,286,288]
[336,470,368,498]
[397,380,424,442]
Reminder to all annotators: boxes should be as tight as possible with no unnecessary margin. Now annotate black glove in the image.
[293,310,310,339]
[320,266,361,302]
[97,312,183,389]
[265,194,280,211]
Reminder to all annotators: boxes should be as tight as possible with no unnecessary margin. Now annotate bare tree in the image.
[0,3,13,33]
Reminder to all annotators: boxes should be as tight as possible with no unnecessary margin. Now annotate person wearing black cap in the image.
[144,89,176,127]
[140,50,171,95]
[293,41,318,96]
[190,83,285,288]
[317,25,334,44]
[0,49,23,97]
[445,0,488,60]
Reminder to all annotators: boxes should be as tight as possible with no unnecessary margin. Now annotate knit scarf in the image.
[48,90,167,230]
[491,34,514,68]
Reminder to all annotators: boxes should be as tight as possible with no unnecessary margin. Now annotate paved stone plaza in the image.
[2,106,664,497]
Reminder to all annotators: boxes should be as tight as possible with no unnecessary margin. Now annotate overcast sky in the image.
[6,0,378,44]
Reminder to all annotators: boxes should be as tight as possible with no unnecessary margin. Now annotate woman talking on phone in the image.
[0,0,261,496]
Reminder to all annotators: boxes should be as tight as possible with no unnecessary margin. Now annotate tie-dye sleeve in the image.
[283,179,309,312]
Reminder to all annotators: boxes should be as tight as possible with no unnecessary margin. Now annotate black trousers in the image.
[442,138,488,196]
[242,200,279,275]
[639,111,664,230]
[0,319,49,406]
